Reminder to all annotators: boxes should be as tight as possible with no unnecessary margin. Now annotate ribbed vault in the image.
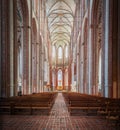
[46,0,76,47]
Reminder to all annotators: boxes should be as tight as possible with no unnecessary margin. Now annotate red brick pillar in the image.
[1,0,10,97]
[68,64,72,91]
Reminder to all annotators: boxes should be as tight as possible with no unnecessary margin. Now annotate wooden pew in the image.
[0,92,57,115]
[106,111,120,128]
[62,92,117,116]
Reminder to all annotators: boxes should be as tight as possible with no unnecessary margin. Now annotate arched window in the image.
[65,46,68,58]
[58,46,63,59]
[52,45,56,58]
[58,69,62,86]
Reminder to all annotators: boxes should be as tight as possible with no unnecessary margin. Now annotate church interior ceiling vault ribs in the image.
[0,0,120,99]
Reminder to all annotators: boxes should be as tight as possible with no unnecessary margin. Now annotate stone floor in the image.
[0,93,118,130]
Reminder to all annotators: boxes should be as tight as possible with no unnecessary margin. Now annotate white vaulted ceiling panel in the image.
[46,0,76,47]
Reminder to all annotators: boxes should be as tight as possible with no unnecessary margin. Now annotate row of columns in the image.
[0,0,47,97]
[74,0,120,98]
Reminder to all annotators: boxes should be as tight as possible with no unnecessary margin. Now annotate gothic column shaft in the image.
[9,0,14,96]
[71,62,74,90]
[0,0,2,97]
[118,0,120,97]
[80,44,84,93]
[28,0,32,94]
[76,53,80,92]
[88,25,93,94]
[103,0,109,97]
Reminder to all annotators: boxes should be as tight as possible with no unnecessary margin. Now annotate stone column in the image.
[80,44,84,93]
[62,68,64,90]
[47,64,50,85]
[103,0,109,97]
[71,62,74,91]
[39,42,43,92]
[88,24,92,95]
[88,1,94,95]
[28,0,32,94]
[41,44,44,92]
[56,71,58,90]
[107,0,113,98]
[36,43,39,93]
[9,0,14,96]
[68,64,71,91]
[76,51,80,92]
[31,43,34,93]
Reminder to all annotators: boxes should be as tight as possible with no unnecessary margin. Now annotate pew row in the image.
[0,92,57,115]
[62,92,120,118]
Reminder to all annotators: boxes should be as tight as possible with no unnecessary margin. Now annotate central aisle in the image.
[45,92,73,129]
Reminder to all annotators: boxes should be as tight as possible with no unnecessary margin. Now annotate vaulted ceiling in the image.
[46,0,76,48]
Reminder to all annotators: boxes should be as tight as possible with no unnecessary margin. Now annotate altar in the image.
[57,86,63,91]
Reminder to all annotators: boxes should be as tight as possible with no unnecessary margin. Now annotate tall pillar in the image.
[1,1,10,97]
[36,43,39,93]
[88,25,92,95]
[76,36,80,92]
[47,64,50,85]
[41,46,44,92]
[103,0,109,97]
[9,0,14,96]
[71,62,74,91]
[108,0,113,98]
[28,0,32,94]
[88,1,93,95]
[44,60,48,87]
[56,68,58,89]
[0,0,2,97]
[62,68,64,90]
[76,52,80,92]
[118,0,120,98]
[31,43,34,93]
[39,43,43,92]
[80,44,84,93]
[68,64,71,91]
[111,0,119,98]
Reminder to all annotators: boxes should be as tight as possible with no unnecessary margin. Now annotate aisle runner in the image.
[45,92,74,130]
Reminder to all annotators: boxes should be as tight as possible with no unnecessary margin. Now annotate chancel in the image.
[0,0,120,129]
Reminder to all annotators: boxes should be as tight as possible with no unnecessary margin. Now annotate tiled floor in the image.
[0,93,118,130]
